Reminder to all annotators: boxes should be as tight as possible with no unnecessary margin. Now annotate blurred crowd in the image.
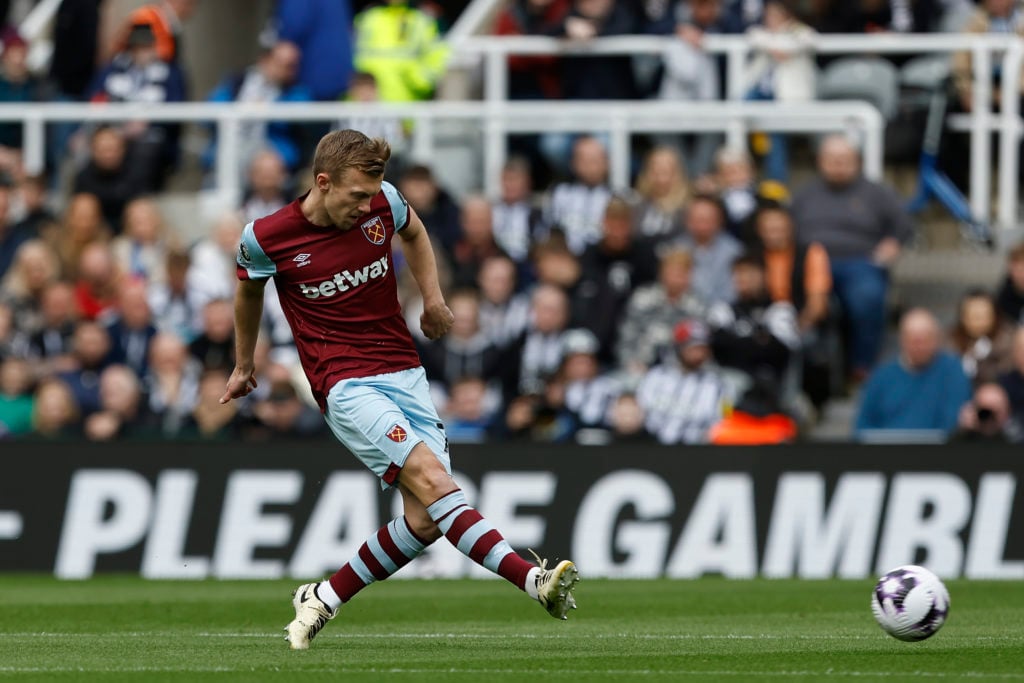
[1,0,1024,445]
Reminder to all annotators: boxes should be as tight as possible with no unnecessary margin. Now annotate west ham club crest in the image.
[361,216,386,245]
[386,424,407,443]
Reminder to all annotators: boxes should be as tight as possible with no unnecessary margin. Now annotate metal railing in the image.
[454,33,1024,233]
[4,99,881,211]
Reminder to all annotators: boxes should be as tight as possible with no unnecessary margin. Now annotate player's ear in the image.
[315,172,332,193]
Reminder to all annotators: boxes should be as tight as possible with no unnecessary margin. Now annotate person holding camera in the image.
[953,382,1022,444]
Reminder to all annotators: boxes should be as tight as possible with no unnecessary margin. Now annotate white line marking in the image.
[0,511,22,540]
[0,667,1021,678]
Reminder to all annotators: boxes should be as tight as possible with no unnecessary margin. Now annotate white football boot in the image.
[284,583,336,650]
[530,550,579,620]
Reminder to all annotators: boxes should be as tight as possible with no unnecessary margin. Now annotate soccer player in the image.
[220,130,579,650]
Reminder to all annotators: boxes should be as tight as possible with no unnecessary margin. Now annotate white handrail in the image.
[4,99,881,210]
[455,33,1024,234]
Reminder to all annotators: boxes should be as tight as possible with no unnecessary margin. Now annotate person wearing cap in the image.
[0,30,48,155]
[635,318,730,444]
[112,0,198,65]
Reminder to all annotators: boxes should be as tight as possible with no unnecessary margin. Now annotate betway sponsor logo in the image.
[298,256,388,299]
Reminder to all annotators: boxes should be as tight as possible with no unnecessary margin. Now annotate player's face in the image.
[318,169,383,230]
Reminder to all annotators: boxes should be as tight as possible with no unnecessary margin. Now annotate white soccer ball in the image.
[871,565,950,641]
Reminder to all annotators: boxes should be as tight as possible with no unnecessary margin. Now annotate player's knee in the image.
[399,443,455,502]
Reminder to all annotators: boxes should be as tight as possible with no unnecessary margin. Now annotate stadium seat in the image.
[817,57,900,122]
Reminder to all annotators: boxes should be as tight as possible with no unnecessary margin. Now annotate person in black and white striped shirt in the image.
[543,135,613,255]
[636,318,731,444]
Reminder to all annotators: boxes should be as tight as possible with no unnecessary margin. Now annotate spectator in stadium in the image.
[632,146,689,243]
[752,200,833,407]
[0,30,49,159]
[111,0,198,65]
[493,0,571,99]
[710,146,768,240]
[273,0,355,101]
[854,308,972,438]
[605,392,652,442]
[335,72,409,164]
[418,288,502,394]
[241,149,291,224]
[544,135,613,255]
[105,280,158,378]
[25,282,78,371]
[477,255,531,349]
[57,193,110,281]
[617,247,706,381]
[996,241,1024,324]
[352,0,450,102]
[791,134,914,381]
[646,0,749,35]
[0,173,32,279]
[83,363,157,441]
[530,234,583,295]
[650,0,735,176]
[57,320,115,416]
[247,367,326,440]
[501,371,577,442]
[13,175,58,240]
[91,23,187,191]
[753,201,831,334]
[707,253,801,401]
[186,212,244,319]
[508,283,573,398]
[143,331,201,437]
[49,0,102,101]
[636,318,730,444]
[178,369,241,439]
[111,198,171,286]
[676,193,743,305]
[0,356,33,438]
[553,0,640,99]
[30,377,80,439]
[188,299,235,372]
[73,242,120,323]
[492,156,545,265]
[440,374,497,443]
[149,249,202,341]
[0,240,61,338]
[450,195,508,289]
[574,195,659,365]
[949,289,1015,386]
[742,0,817,184]
[206,41,312,175]
[998,326,1024,429]
[561,327,622,438]
[73,126,150,233]
[954,381,1019,443]
[397,164,462,261]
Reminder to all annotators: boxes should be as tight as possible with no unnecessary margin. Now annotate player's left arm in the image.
[397,207,453,341]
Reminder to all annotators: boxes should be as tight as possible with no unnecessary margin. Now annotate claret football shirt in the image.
[236,181,422,410]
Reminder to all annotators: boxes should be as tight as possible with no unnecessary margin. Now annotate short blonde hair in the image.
[312,129,391,181]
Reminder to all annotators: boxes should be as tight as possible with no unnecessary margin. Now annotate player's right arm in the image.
[220,277,267,404]
[221,221,277,404]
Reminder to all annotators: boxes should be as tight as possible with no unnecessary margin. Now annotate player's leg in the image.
[399,444,579,620]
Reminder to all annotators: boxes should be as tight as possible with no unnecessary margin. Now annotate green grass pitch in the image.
[0,576,1022,682]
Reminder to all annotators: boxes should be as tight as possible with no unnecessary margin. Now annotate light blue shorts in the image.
[324,366,450,488]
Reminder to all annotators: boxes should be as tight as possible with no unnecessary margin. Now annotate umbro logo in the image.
[293,253,312,268]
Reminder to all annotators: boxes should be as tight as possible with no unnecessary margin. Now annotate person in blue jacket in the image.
[273,0,354,101]
[855,307,972,439]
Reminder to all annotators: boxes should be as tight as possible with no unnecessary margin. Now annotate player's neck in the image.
[301,191,334,228]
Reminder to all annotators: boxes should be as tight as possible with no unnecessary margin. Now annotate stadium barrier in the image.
[454,33,1024,233]
[1,442,1020,581]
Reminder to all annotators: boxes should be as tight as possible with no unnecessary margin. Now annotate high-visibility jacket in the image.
[353,3,449,102]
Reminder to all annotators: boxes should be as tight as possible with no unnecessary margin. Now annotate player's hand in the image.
[220,366,258,404]
[420,301,454,340]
